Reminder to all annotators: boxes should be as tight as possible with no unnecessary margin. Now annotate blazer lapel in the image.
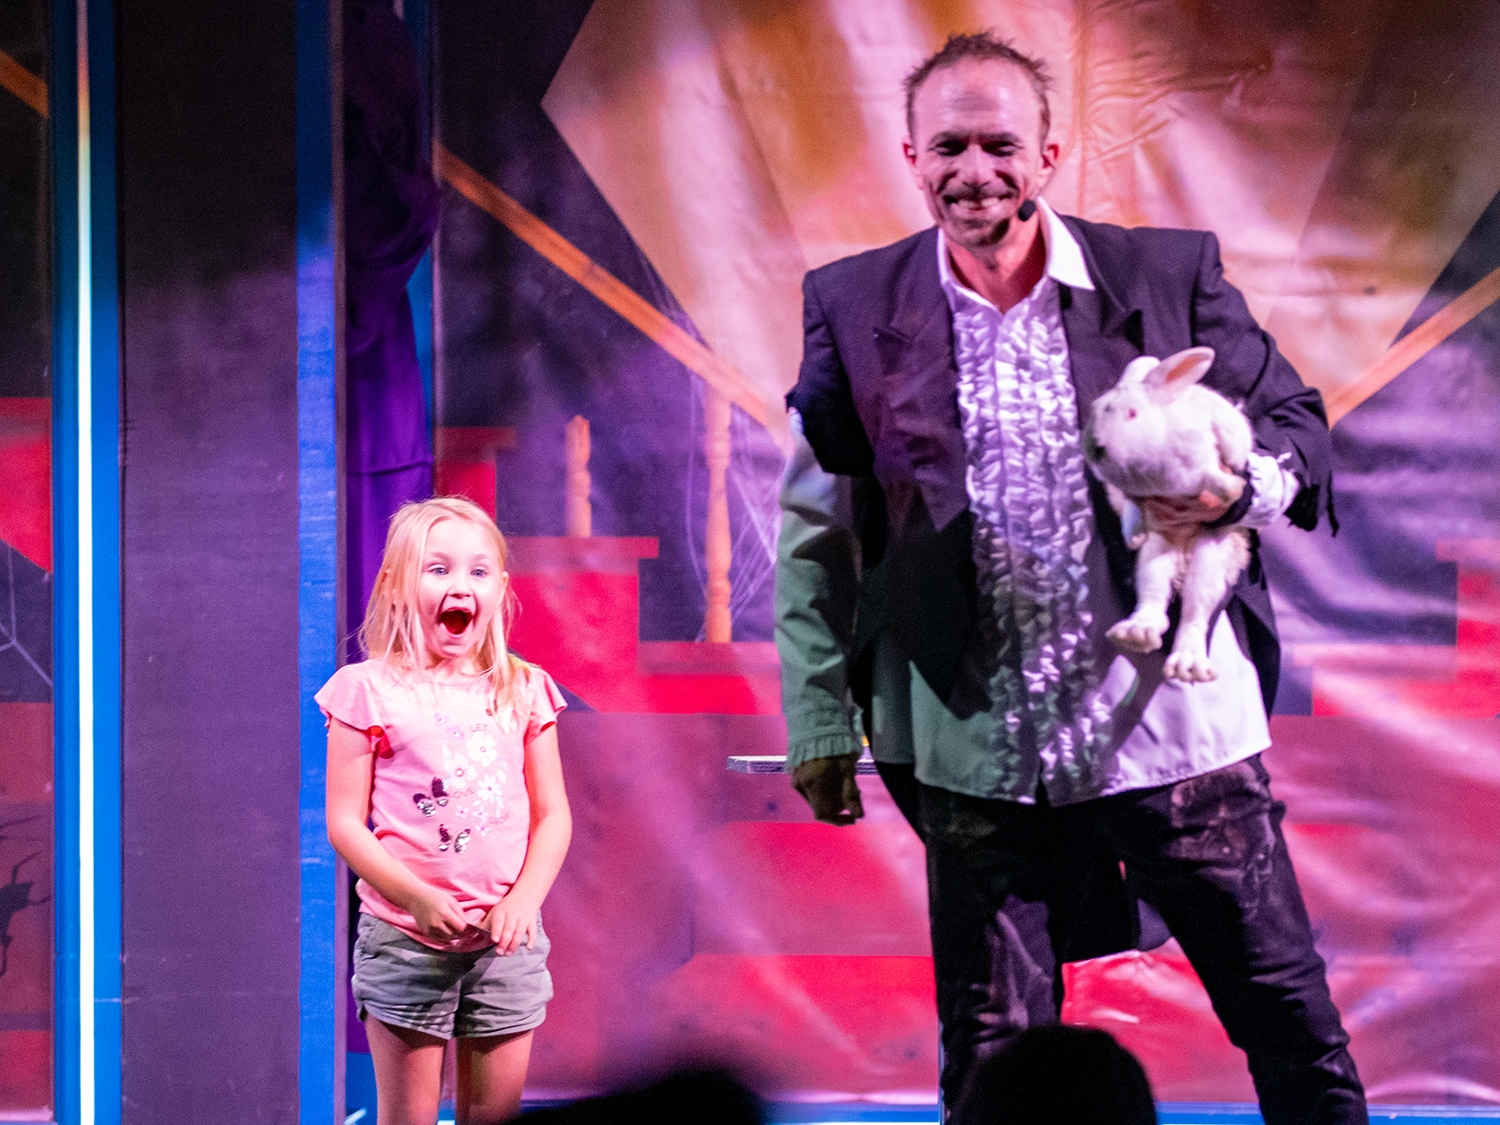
[870,220,1151,531]
[875,231,970,531]
[1058,218,1147,421]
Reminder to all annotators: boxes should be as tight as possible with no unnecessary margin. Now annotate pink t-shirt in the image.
[316,658,566,951]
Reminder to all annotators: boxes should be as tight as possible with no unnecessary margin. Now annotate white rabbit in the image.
[1082,346,1252,682]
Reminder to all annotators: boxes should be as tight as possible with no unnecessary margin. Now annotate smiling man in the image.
[774,32,1366,1124]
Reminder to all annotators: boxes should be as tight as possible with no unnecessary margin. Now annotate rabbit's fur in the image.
[1082,347,1251,682]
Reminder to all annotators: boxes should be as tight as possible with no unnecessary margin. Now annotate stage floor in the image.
[344,1060,1500,1124]
[760,1105,1500,1124]
[359,1103,1500,1124]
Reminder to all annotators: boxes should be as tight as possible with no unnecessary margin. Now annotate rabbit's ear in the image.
[1144,347,1215,398]
[1118,355,1160,386]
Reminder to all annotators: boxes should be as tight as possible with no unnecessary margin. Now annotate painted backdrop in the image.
[423,0,1499,1106]
[0,0,54,1115]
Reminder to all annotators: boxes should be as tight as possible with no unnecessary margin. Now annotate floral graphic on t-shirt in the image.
[433,712,472,790]
[467,729,498,767]
[475,768,509,810]
[420,708,514,852]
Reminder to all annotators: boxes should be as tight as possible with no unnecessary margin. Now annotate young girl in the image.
[320,497,571,1125]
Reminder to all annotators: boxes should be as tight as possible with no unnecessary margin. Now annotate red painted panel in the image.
[0,1032,51,1114]
[647,955,939,1099]
[507,538,780,713]
[691,822,929,956]
[0,399,51,571]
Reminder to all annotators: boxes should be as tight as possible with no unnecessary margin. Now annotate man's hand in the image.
[1141,489,1234,533]
[792,753,865,825]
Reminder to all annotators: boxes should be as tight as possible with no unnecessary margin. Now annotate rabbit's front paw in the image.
[1163,645,1216,682]
[1108,613,1168,653]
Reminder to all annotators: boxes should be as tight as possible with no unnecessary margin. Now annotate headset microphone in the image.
[1017,199,1038,221]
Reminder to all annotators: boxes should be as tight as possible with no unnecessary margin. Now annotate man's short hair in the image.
[904,31,1053,142]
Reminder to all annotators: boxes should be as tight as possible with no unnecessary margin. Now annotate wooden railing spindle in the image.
[565,414,592,537]
[704,389,733,642]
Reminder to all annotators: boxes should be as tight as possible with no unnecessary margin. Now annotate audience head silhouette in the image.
[520,1066,763,1125]
[957,1025,1156,1124]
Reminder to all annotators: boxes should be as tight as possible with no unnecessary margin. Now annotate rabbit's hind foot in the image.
[1107,613,1168,653]
[1163,644,1216,682]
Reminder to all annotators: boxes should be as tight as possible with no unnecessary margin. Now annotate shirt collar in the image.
[936,199,1095,309]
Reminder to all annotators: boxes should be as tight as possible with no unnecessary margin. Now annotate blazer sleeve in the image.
[1191,231,1336,531]
[775,413,864,768]
[785,269,875,476]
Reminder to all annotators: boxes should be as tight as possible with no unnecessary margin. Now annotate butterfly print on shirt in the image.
[413,777,449,817]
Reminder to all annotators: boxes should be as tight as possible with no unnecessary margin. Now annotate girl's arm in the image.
[483,723,572,953]
[325,717,470,942]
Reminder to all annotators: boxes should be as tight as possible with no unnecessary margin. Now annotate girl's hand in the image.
[408,885,472,943]
[482,894,540,955]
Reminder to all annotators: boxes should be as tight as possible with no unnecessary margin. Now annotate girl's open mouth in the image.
[439,607,474,635]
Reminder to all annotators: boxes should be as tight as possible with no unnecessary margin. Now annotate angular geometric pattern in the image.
[0,541,50,704]
[436,1,783,643]
[533,3,1500,1107]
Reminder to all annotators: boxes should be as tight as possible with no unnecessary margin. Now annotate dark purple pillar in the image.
[118,0,302,1120]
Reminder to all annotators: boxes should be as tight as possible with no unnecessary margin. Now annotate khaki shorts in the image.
[351,912,553,1040]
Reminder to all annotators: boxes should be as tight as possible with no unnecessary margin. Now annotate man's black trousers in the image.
[921,755,1367,1125]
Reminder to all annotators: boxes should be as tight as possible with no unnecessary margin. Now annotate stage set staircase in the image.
[502,532,938,1100]
[499,529,1500,1114]
[405,433,1500,1114]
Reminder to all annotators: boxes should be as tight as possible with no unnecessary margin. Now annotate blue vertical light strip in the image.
[49,0,82,1117]
[52,0,122,1119]
[296,0,342,1120]
[401,0,435,428]
[52,0,122,1122]
[409,251,435,425]
[86,0,123,1117]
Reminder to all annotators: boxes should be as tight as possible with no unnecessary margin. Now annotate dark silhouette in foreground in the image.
[958,1025,1157,1125]
[520,1067,764,1125]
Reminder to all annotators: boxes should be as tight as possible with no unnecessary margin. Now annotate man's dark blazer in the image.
[787,217,1336,719]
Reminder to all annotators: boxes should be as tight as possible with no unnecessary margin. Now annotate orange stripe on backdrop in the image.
[1326,266,1500,426]
[0,48,48,117]
[10,42,1494,437]
[435,145,774,432]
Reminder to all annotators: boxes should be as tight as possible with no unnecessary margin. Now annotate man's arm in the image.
[777,267,880,824]
[786,270,875,476]
[1191,230,1336,532]
[776,413,866,824]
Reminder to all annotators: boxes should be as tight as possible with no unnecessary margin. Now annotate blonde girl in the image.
[319,497,570,1125]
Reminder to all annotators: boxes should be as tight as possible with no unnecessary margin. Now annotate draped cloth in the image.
[343,0,442,661]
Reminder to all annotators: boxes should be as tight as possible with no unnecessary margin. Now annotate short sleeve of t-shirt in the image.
[521,664,567,744]
[314,661,385,732]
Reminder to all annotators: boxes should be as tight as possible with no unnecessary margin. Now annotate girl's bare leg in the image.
[366,1016,447,1125]
[456,1030,534,1125]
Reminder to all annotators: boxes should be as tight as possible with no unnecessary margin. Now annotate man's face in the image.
[904,59,1059,253]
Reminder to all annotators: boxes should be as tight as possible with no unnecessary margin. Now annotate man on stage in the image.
[774,31,1366,1124]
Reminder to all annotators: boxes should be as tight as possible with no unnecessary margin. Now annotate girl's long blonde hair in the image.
[359,496,523,708]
